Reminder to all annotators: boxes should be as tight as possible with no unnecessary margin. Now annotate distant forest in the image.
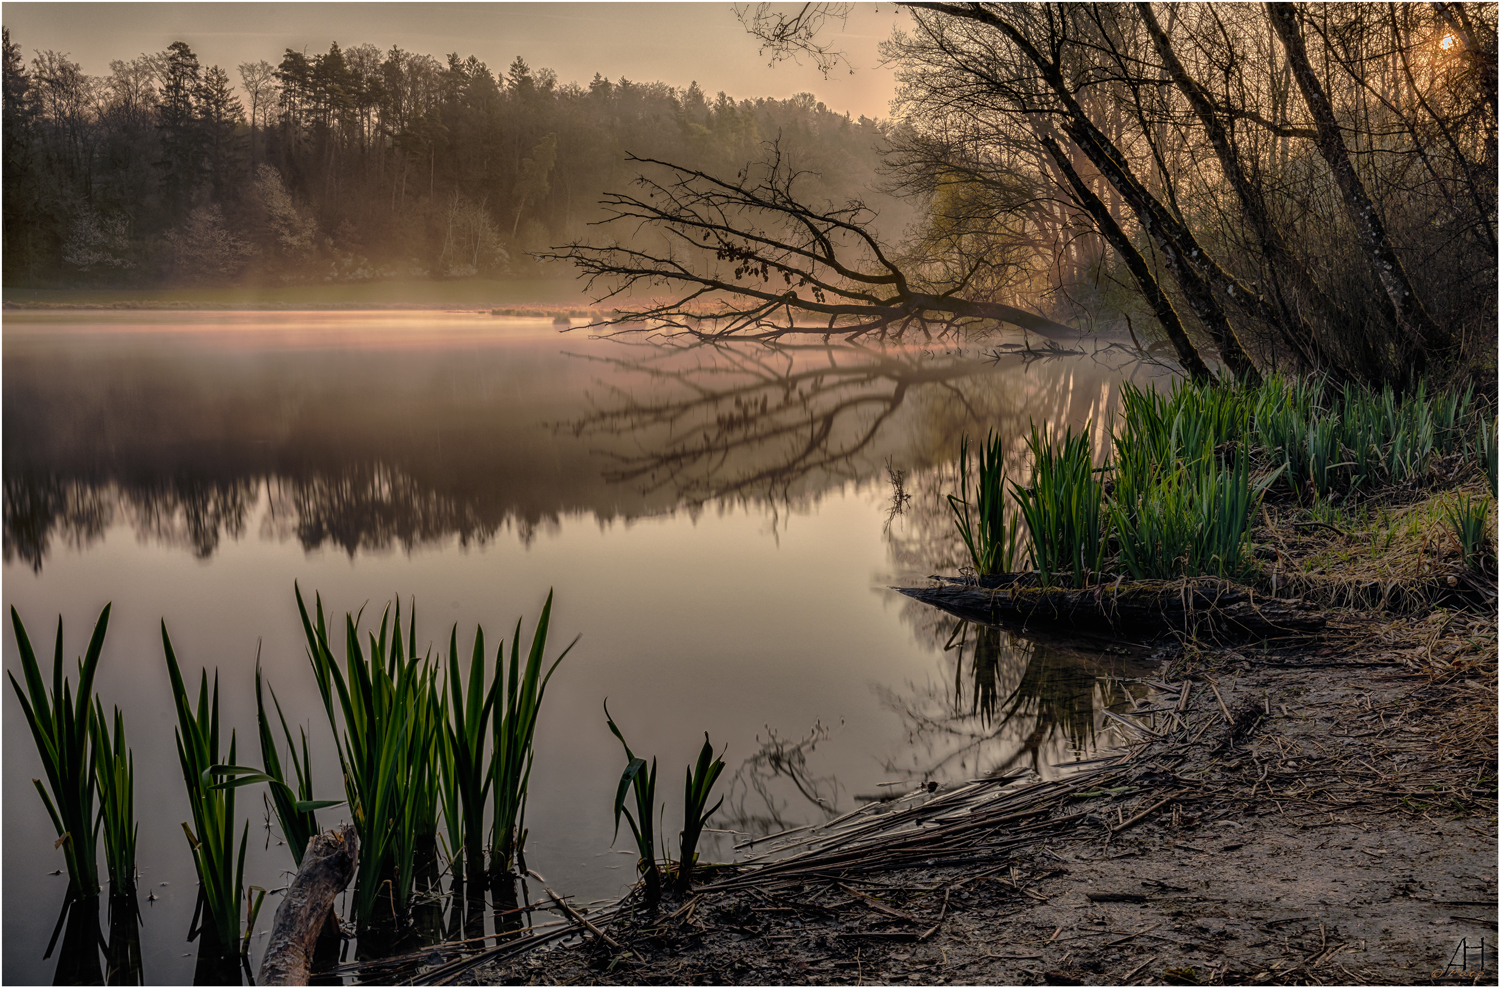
[0,29,897,285]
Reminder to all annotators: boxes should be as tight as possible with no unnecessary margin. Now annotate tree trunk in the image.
[1136,3,1336,372]
[1040,132,1216,383]
[1266,2,1448,368]
[257,825,358,986]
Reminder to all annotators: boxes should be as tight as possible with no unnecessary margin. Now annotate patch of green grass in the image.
[1443,493,1494,572]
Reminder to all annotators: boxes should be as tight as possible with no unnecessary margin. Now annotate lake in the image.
[3,310,1167,984]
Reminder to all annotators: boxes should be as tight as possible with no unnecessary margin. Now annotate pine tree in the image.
[156,41,202,220]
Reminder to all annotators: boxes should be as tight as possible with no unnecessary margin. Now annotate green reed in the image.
[161,624,251,955]
[434,685,465,871]
[947,432,1026,575]
[676,733,726,893]
[1478,416,1497,498]
[1443,493,1494,572]
[211,662,341,868]
[1014,426,1109,587]
[8,604,110,897]
[489,590,575,877]
[605,701,661,906]
[445,624,496,881]
[296,585,435,929]
[92,701,136,894]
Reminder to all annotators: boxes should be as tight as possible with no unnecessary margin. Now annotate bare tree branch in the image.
[735,2,856,78]
[544,145,1084,343]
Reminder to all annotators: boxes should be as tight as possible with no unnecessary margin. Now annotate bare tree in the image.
[548,147,1081,343]
[238,59,275,164]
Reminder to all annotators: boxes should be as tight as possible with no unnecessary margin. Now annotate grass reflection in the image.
[881,617,1147,782]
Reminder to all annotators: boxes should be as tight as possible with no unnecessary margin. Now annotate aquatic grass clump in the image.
[161,624,252,955]
[605,701,661,905]
[8,604,111,898]
[676,734,726,893]
[1443,493,1494,573]
[296,585,436,929]
[947,432,1026,575]
[489,590,575,878]
[1014,426,1109,588]
[92,701,137,895]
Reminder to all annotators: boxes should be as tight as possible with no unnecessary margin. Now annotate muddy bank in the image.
[448,610,1496,986]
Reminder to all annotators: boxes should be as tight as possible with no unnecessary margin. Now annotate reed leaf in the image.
[209,660,342,869]
[490,590,576,877]
[295,584,433,929]
[445,623,496,880]
[161,623,250,954]
[947,431,1026,575]
[7,604,110,897]
[1014,426,1108,588]
[677,733,726,893]
[92,701,136,894]
[605,701,661,905]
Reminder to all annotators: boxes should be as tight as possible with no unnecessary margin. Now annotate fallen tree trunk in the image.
[258,824,359,986]
[897,575,1325,639]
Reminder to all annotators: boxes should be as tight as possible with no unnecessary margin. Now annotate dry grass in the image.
[1257,481,1495,614]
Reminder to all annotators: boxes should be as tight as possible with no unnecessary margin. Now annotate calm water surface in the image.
[3,311,1168,983]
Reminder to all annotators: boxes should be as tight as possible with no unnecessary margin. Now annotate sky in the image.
[2,2,910,119]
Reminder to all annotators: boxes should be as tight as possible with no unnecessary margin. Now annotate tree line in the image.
[566,2,1496,386]
[1,28,895,286]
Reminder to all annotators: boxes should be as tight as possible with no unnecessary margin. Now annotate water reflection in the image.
[720,721,845,835]
[40,894,145,987]
[877,612,1150,782]
[4,317,1150,570]
[5,314,1165,985]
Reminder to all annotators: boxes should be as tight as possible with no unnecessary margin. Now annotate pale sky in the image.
[3,2,910,119]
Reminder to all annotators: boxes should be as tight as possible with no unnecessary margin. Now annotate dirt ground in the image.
[451,610,1497,987]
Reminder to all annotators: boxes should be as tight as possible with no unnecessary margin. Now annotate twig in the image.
[1120,954,1158,983]
[542,882,620,949]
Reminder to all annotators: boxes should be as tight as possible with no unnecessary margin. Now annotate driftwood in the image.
[897,575,1325,638]
[258,824,358,986]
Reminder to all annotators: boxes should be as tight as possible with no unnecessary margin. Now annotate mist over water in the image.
[4,311,1165,983]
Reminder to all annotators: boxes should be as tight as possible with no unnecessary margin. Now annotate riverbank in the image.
[457,609,1496,986]
[436,472,1498,986]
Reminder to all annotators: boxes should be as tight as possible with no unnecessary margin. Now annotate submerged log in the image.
[897,575,1325,639]
[258,824,358,986]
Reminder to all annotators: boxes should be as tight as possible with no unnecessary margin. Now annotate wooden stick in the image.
[1207,679,1234,722]
[258,824,359,986]
[543,883,620,949]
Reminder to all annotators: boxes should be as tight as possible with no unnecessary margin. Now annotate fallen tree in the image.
[543,149,1083,344]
